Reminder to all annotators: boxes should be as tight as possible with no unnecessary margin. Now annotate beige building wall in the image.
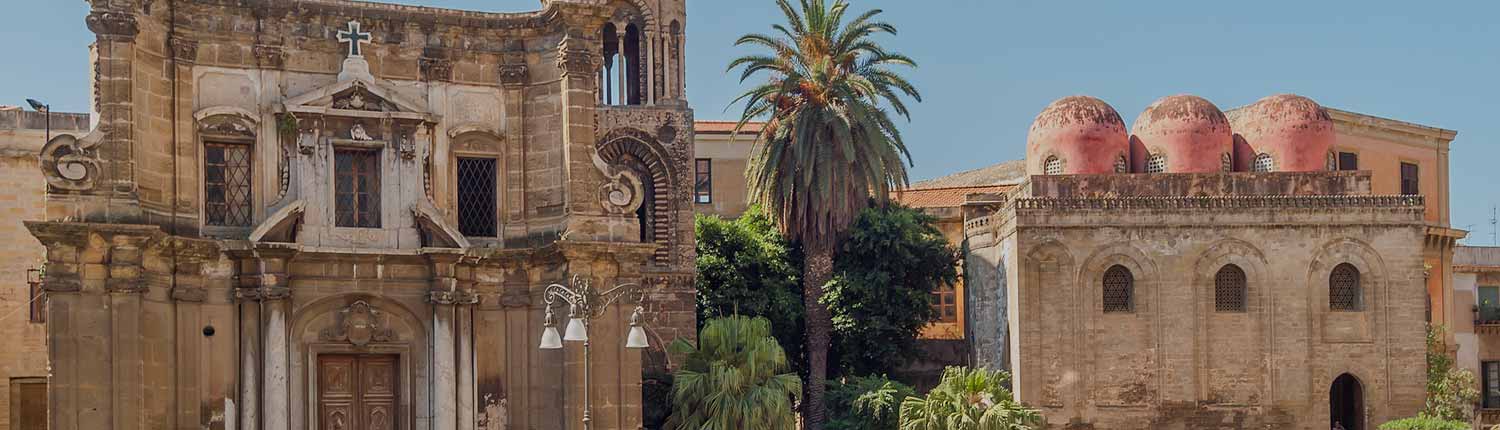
[692,121,757,218]
[1324,109,1465,340]
[0,109,88,430]
[1453,246,1500,427]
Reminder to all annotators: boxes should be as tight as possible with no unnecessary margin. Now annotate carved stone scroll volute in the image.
[320,301,396,347]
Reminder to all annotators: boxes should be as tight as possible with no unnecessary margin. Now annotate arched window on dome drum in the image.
[1327,151,1337,171]
[1102,265,1134,313]
[1215,265,1247,312]
[1330,263,1362,311]
[1044,156,1063,175]
[1115,154,1129,173]
[1221,153,1233,172]
[1146,154,1167,173]
[1253,153,1274,172]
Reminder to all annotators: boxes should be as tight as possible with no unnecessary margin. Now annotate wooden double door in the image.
[319,354,399,430]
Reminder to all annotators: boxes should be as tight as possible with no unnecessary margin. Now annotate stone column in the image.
[645,29,656,106]
[254,247,295,430]
[616,28,627,105]
[661,34,672,102]
[83,9,141,221]
[234,283,262,430]
[430,293,457,430]
[106,233,152,430]
[456,291,479,430]
[428,251,463,430]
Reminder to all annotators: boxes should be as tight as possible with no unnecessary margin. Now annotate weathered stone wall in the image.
[964,173,1429,429]
[31,1,696,430]
[0,110,89,430]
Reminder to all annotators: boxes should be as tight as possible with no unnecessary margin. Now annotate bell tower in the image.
[592,0,687,107]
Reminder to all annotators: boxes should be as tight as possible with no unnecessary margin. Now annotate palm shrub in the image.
[827,375,915,430]
[666,316,802,430]
[1377,415,1470,430]
[730,0,921,425]
[899,367,1042,430]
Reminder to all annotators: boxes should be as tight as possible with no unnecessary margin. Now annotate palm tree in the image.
[666,316,803,430]
[728,0,921,426]
[898,367,1042,430]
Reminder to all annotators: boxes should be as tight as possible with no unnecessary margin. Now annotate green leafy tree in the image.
[1425,325,1478,422]
[695,209,806,371]
[666,316,803,430]
[1378,415,1470,430]
[826,204,958,376]
[729,0,921,424]
[899,367,1042,430]
[827,375,915,430]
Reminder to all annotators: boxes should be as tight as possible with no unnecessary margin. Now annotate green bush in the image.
[827,375,916,430]
[1377,415,1469,430]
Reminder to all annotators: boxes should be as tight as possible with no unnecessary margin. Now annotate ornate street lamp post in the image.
[538,276,650,430]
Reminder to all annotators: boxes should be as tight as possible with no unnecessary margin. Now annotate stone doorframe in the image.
[289,295,429,430]
[303,344,415,430]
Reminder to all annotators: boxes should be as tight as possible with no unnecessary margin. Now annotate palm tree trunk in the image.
[802,240,835,430]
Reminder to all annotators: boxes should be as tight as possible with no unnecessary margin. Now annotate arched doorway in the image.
[1330,373,1364,430]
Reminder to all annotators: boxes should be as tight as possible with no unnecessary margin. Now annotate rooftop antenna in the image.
[1490,205,1497,246]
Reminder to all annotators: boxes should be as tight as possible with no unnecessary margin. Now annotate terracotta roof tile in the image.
[893,185,1015,209]
[696,120,765,134]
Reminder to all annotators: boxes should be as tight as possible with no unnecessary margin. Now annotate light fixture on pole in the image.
[537,276,649,430]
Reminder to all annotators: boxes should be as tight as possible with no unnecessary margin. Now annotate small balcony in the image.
[1480,409,1500,427]
[1476,304,1500,334]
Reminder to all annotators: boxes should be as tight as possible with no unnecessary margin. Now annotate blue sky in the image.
[3,0,1497,244]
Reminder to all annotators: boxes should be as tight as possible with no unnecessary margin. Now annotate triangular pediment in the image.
[283,79,431,120]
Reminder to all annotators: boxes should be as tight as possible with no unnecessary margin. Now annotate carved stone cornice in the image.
[499,64,529,87]
[107,279,149,295]
[428,290,480,306]
[254,44,288,69]
[171,287,208,303]
[86,11,139,41]
[170,37,199,65]
[419,57,453,82]
[234,287,265,302]
[1012,195,1426,211]
[498,287,531,308]
[261,287,292,301]
[556,35,598,77]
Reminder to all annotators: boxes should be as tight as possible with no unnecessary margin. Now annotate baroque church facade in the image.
[27,1,695,429]
[962,95,1435,429]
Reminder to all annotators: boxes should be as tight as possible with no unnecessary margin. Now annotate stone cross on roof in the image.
[336,20,372,58]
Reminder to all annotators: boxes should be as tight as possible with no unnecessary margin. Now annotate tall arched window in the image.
[1330,263,1362,311]
[1103,265,1134,313]
[1043,156,1063,175]
[1220,153,1233,172]
[1146,154,1167,173]
[1215,264,1247,312]
[600,22,644,106]
[1252,153,1275,172]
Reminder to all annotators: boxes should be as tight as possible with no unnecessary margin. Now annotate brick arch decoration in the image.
[598,128,676,265]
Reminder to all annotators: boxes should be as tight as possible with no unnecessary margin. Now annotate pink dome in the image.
[1130,95,1233,173]
[1026,96,1129,175]
[1228,94,1334,172]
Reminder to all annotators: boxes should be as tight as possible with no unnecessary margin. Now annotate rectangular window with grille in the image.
[1486,361,1500,408]
[695,159,712,204]
[931,283,958,323]
[204,142,253,227]
[1338,152,1359,171]
[456,158,498,237]
[1400,162,1420,195]
[335,149,381,228]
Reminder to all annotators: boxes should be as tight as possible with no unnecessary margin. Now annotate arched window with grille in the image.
[1330,263,1362,311]
[1103,265,1134,313]
[1252,153,1275,172]
[1215,265,1247,312]
[1221,153,1233,172]
[1044,156,1063,175]
[1114,154,1129,173]
[1146,154,1167,173]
